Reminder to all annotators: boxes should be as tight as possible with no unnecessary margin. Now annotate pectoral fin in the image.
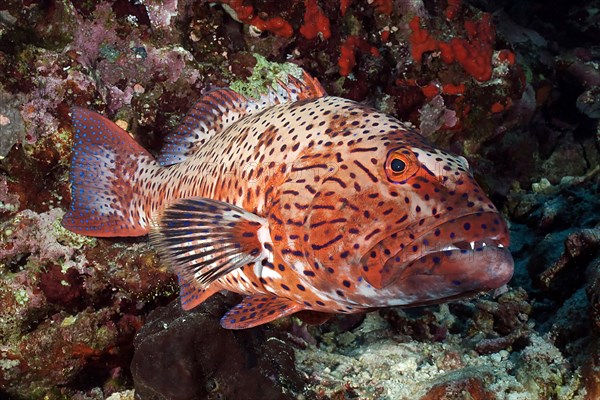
[151,197,271,294]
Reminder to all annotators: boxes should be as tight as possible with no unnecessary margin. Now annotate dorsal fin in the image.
[158,88,248,166]
[158,70,326,166]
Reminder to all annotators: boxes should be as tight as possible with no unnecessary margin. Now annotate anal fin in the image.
[221,294,303,329]
[177,275,219,310]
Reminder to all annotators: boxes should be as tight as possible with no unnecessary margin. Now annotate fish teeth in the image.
[440,244,459,251]
[439,240,504,253]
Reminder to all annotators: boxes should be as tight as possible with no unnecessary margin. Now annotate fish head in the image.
[278,131,511,306]
[350,129,514,305]
[271,101,512,308]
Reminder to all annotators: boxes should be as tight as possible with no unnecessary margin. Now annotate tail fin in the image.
[62,107,159,237]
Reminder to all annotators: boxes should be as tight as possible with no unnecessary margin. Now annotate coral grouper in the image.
[62,71,514,329]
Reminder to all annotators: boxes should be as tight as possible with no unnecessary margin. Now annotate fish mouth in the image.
[396,242,514,291]
[440,238,506,252]
[363,212,514,302]
[395,211,511,262]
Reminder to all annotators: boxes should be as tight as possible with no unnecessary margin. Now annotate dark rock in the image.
[577,86,600,119]
[131,294,306,400]
[380,307,448,343]
[583,335,600,398]
[539,228,600,295]
[585,252,600,331]
[579,195,600,395]
[38,263,86,309]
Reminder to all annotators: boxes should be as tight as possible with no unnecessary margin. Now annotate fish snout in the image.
[371,211,514,304]
[385,246,514,306]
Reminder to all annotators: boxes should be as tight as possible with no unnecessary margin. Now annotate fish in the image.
[62,70,514,329]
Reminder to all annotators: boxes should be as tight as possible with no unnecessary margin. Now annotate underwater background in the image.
[0,0,599,399]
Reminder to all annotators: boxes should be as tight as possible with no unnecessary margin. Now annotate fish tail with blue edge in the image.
[62,107,160,237]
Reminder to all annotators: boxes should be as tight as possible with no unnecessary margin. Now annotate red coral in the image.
[380,29,390,42]
[421,83,441,98]
[39,264,85,308]
[497,49,516,65]
[222,0,253,20]
[299,0,331,40]
[251,16,293,38]
[442,83,465,95]
[409,14,496,82]
[338,35,380,76]
[220,0,293,38]
[372,0,393,15]
[408,16,438,63]
[491,101,505,113]
[440,14,495,81]
[490,97,512,113]
[445,0,462,20]
[340,0,352,16]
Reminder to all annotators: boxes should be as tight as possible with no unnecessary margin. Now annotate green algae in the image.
[99,44,121,63]
[229,54,303,99]
[13,288,28,306]
[60,315,77,327]
[0,358,20,371]
[51,214,96,251]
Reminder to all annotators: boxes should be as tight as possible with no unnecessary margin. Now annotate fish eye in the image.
[385,148,419,183]
[390,158,406,172]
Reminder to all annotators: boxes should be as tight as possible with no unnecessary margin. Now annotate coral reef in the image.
[295,309,581,399]
[0,0,598,398]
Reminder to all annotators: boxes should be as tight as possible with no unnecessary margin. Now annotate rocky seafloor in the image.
[0,0,599,399]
